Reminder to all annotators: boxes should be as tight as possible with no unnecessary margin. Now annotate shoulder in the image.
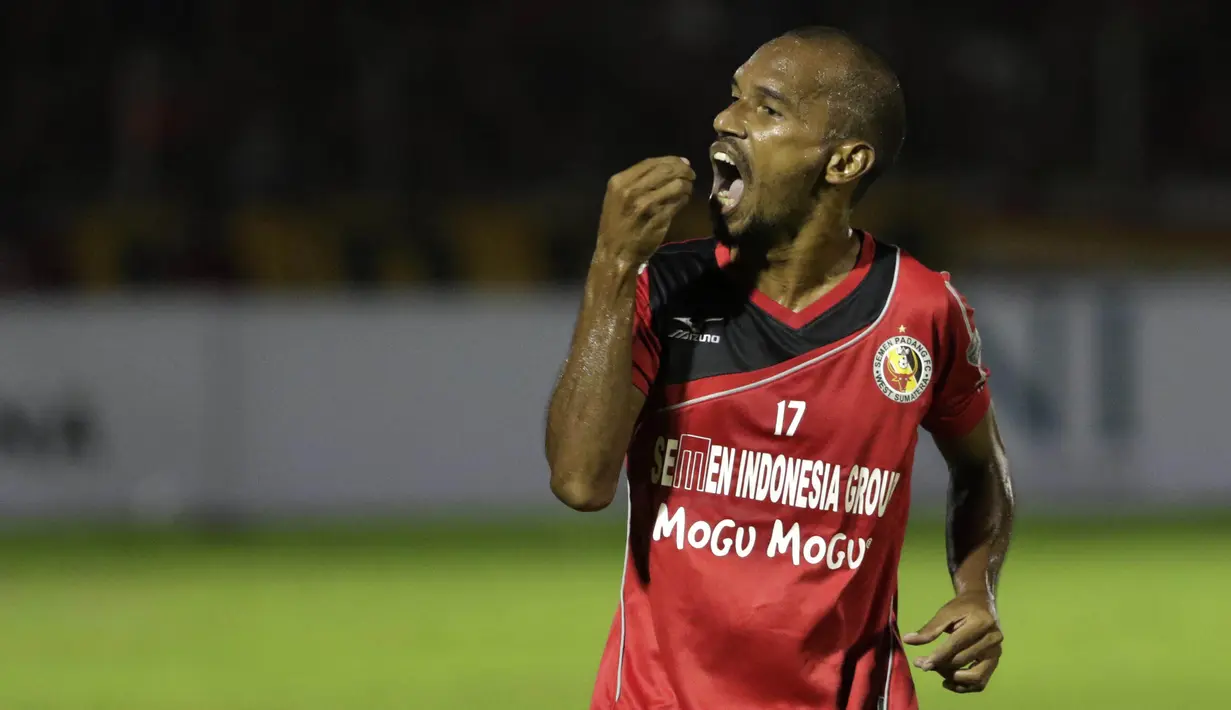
[886,245,986,372]
[641,237,723,312]
[886,244,967,318]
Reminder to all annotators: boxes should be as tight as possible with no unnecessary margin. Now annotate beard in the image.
[708,198,736,246]
[708,196,789,264]
[709,197,772,249]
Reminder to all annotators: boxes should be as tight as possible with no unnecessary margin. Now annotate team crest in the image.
[873,335,933,403]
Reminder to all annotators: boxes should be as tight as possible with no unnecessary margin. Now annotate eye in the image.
[759,104,783,118]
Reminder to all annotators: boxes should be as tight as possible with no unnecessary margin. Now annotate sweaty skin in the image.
[904,411,1015,693]
[546,27,1014,695]
[545,157,695,511]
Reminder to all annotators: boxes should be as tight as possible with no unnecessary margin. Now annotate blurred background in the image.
[0,1,1228,708]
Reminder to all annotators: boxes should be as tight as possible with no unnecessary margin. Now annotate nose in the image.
[713,102,746,139]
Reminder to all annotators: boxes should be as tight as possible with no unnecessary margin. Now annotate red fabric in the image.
[589,246,994,710]
[631,265,660,396]
[921,273,991,440]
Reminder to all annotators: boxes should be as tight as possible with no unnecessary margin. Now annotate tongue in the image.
[727,178,745,205]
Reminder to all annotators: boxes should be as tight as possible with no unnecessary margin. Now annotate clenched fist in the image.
[596,156,696,267]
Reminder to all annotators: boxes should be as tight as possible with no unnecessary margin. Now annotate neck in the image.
[733,202,861,313]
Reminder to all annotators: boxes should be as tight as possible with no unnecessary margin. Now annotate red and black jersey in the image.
[591,233,991,710]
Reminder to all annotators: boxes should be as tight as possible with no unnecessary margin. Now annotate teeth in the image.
[714,151,735,166]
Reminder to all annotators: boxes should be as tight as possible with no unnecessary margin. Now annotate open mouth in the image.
[710,144,747,216]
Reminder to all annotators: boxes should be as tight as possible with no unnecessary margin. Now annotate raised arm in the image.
[545,157,694,511]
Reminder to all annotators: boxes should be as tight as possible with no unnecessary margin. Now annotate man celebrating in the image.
[546,26,1014,710]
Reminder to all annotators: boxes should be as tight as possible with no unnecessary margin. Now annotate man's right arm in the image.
[544,157,694,511]
[544,256,648,511]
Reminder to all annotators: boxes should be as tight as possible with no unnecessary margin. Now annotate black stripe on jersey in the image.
[643,237,895,386]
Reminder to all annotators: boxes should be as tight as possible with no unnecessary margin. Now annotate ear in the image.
[824,140,875,187]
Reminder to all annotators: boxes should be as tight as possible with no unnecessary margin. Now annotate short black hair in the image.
[782,26,906,203]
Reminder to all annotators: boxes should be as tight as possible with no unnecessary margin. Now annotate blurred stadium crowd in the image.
[1,0,1226,292]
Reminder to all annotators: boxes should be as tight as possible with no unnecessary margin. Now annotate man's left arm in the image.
[903,276,1016,694]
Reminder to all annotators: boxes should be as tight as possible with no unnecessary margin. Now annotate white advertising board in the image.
[0,281,1227,521]
[0,299,215,520]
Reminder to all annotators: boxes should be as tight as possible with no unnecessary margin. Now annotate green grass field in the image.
[0,515,1227,709]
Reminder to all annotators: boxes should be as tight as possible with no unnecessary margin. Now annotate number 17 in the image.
[775,400,806,437]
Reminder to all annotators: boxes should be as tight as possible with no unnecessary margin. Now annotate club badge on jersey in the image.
[873,335,933,404]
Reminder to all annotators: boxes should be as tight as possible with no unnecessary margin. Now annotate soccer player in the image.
[545,26,1015,710]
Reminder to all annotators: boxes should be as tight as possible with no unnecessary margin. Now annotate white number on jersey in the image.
[774,400,806,437]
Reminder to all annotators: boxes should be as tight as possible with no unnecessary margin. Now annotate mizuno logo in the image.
[669,316,723,344]
[669,329,720,343]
